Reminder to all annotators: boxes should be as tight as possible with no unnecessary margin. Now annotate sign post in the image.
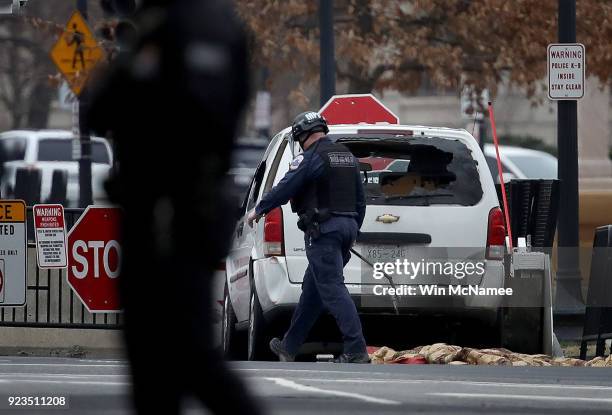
[33,204,68,269]
[551,0,584,315]
[67,206,122,313]
[319,0,336,106]
[461,87,490,151]
[50,9,102,208]
[0,200,26,306]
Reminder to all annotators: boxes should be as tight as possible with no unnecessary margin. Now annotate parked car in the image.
[0,130,113,206]
[223,121,517,361]
[484,144,558,182]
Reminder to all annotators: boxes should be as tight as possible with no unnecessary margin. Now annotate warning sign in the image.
[0,200,27,306]
[547,43,585,100]
[33,204,68,269]
[50,11,104,96]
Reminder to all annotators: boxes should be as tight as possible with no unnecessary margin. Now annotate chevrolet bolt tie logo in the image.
[376,214,400,224]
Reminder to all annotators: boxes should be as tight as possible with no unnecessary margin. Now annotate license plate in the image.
[362,245,407,263]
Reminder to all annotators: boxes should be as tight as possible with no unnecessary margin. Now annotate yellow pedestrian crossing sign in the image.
[50,11,104,96]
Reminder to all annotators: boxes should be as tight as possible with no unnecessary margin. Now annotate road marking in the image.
[263,377,400,405]
[0,363,127,368]
[280,377,612,392]
[238,369,612,392]
[431,392,612,404]
[0,379,128,386]
[0,373,128,379]
[238,368,372,376]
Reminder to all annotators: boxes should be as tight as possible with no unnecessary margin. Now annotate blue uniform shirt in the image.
[255,137,366,229]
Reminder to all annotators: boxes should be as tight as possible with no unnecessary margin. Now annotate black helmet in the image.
[291,111,329,144]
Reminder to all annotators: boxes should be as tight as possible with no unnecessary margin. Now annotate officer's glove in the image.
[247,210,263,228]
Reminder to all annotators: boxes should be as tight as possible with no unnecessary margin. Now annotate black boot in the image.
[269,338,295,362]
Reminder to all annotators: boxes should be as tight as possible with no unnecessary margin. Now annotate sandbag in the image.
[367,343,612,367]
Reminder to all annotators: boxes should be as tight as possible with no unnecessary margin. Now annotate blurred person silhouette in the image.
[88,0,262,414]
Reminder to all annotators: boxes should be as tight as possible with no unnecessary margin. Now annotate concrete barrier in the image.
[0,327,124,358]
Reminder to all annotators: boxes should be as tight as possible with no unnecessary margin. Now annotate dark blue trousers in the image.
[282,217,367,356]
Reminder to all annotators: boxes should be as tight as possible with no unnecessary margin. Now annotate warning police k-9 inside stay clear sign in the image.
[547,43,585,100]
[33,204,68,269]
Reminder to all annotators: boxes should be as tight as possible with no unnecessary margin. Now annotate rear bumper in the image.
[262,300,499,321]
[254,256,505,318]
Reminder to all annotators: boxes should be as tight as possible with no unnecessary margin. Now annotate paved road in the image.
[0,357,612,414]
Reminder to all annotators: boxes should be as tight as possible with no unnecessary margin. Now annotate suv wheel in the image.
[221,283,245,360]
[247,287,273,361]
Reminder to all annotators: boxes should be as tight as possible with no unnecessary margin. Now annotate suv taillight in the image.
[486,207,506,259]
[263,207,284,257]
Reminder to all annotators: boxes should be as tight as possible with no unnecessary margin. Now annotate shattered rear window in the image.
[334,135,483,206]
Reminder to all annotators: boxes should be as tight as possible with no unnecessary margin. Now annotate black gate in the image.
[0,208,122,330]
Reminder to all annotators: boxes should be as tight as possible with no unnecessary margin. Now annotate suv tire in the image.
[247,283,273,361]
[221,282,245,360]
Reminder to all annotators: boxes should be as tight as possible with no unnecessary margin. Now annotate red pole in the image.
[488,101,513,250]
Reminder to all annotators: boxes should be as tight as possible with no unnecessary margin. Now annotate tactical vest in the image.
[291,139,358,216]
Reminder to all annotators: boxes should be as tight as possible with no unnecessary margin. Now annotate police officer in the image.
[247,111,369,364]
[88,1,263,413]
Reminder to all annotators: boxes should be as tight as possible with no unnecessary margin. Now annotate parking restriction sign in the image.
[0,200,27,306]
[33,204,68,269]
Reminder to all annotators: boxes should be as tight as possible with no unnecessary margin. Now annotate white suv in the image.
[0,130,113,206]
[221,119,524,361]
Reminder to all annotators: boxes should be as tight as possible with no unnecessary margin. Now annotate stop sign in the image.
[319,94,399,125]
[67,206,122,313]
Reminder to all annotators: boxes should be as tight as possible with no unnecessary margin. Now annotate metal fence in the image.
[0,207,123,330]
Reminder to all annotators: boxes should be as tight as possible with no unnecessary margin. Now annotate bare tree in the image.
[236,0,612,106]
[0,0,103,130]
